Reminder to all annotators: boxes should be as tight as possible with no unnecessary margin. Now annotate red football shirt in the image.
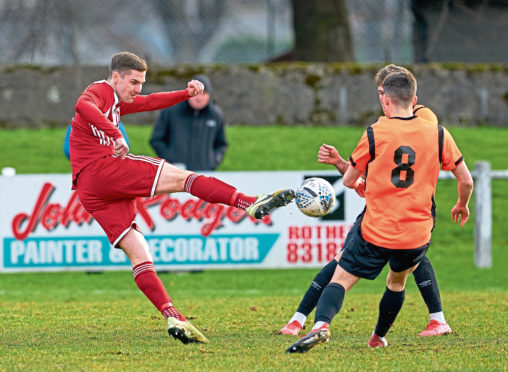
[69,81,190,188]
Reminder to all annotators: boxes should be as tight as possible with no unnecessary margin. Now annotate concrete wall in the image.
[1,63,507,127]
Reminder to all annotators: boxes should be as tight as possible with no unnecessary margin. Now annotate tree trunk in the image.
[291,0,353,62]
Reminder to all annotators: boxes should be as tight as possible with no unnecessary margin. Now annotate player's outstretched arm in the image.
[319,144,365,197]
[318,144,349,175]
[120,80,204,115]
[450,161,474,226]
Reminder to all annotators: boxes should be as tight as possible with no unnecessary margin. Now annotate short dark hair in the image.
[382,71,417,107]
[375,64,409,86]
[109,52,147,77]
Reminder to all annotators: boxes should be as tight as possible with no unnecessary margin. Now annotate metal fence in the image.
[1,1,506,65]
[0,0,414,66]
[0,0,293,65]
[347,0,413,63]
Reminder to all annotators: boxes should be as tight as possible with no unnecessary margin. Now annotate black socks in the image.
[375,287,405,337]
[296,259,338,316]
[314,283,346,324]
[413,256,443,313]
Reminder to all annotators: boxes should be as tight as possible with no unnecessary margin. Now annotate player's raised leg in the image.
[413,256,452,336]
[154,162,295,218]
[119,228,209,344]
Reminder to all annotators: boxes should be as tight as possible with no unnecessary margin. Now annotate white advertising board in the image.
[0,171,365,272]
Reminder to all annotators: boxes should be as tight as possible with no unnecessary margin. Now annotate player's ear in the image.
[413,95,418,107]
[383,94,390,107]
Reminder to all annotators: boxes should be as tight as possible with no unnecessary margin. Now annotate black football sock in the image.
[314,283,345,324]
[374,287,405,337]
[413,256,443,314]
[296,259,338,316]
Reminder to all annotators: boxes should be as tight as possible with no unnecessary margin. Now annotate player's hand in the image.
[354,178,366,198]
[187,80,204,97]
[114,137,129,158]
[451,203,470,226]
[318,144,340,165]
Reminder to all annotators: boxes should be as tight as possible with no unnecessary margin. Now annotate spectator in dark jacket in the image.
[150,74,228,171]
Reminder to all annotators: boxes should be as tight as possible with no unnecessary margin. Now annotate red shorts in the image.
[76,154,164,247]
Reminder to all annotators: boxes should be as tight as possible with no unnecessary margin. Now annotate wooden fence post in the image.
[474,161,492,268]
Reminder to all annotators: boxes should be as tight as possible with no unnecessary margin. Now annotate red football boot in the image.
[368,333,388,348]
[280,320,303,336]
[419,320,452,337]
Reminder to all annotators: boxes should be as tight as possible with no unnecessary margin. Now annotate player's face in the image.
[115,70,146,103]
[378,85,389,116]
[188,93,210,110]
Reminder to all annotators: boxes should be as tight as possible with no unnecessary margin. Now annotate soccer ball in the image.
[295,177,336,217]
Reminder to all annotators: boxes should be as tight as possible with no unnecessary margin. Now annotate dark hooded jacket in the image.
[150,75,227,171]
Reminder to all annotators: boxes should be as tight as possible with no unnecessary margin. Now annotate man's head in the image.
[188,74,212,110]
[108,52,148,103]
[375,64,410,106]
[375,64,417,116]
[375,64,409,87]
[382,72,417,115]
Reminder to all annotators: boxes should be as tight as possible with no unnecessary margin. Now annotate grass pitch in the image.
[1,124,507,370]
[1,268,506,371]
[1,125,507,174]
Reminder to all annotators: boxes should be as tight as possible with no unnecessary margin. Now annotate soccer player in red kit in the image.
[69,52,294,344]
[286,71,473,353]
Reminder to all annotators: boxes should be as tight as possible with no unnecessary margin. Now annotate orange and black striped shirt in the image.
[413,104,438,124]
[349,115,463,249]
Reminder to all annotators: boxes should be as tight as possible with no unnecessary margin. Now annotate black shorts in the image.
[338,217,430,280]
[339,208,365,254]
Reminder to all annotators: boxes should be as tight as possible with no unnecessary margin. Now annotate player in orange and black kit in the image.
[281,64,455,338]
[286,71,473,353]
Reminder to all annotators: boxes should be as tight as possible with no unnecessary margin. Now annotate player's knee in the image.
[156,163,192,194]
[386,281,405,292]
[386,270,410,291]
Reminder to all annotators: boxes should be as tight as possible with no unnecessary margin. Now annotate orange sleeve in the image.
[349,130,371,173]
[441,127,463,170]
[414,105,438,125]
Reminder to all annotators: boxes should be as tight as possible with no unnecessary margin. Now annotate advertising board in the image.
[0,171,365,272]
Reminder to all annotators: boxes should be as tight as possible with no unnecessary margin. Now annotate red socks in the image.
[235,193,257,209]
[133,261,185,321]
[184,174,257,209]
